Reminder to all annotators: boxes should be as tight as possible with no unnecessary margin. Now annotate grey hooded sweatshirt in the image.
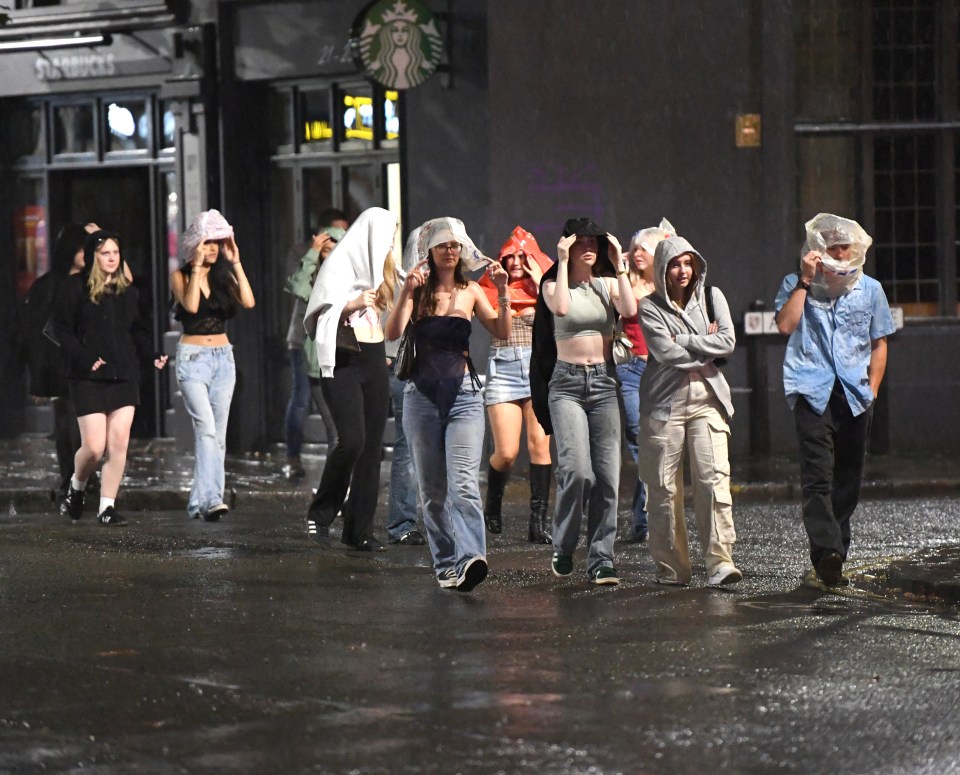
[637,236,736,421]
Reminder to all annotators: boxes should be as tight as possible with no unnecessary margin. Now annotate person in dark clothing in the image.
[17,223,89,496]
[52,230,168,525]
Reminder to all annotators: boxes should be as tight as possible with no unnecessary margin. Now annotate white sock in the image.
[71,475,87,492]
[98,497,115,515]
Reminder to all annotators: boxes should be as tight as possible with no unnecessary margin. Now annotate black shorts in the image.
[69,379,139,417]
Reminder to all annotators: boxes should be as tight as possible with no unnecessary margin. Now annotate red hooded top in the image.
[479,226,555,314]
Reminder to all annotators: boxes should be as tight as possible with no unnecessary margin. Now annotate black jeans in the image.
[793,381,873,567]
[307,340,389,545]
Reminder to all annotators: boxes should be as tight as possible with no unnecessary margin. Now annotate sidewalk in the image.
[2,433,959,604]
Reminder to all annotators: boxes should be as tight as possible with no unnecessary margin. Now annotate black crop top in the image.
[176,291,230,335]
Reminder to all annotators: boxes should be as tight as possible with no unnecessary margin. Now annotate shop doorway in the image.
[48,167,162,437]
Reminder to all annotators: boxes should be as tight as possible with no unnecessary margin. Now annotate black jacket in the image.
[51,274,154,383]
[17,271,70,397]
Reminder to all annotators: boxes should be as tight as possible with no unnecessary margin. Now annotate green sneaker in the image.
[592,566,619,586]
[551,553,573,577]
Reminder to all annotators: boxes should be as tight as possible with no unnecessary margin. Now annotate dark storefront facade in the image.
[2,0,959,458]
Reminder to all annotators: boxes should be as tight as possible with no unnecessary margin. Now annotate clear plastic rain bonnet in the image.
[803,213,872,299]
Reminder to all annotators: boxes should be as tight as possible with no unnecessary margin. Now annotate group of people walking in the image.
[19,205,894,597]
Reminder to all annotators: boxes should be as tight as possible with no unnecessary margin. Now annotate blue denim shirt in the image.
[775,273,896,417]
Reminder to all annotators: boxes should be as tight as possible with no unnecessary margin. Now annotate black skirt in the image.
[69,379,140,417]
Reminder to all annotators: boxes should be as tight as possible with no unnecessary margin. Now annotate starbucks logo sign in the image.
[352,0,443,90]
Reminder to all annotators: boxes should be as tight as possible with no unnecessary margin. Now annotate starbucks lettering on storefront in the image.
[35,53,117,81]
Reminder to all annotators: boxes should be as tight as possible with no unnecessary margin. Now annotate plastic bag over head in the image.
[802,213,871,299]
[179,209,234,264]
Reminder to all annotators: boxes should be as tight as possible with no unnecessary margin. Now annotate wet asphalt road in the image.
[1,492,959,774]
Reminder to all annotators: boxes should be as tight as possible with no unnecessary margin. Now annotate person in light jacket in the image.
[638,235,741,588]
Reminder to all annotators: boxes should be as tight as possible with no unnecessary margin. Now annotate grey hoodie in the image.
[637,236,736,421]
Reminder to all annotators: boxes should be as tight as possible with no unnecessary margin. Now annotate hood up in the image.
[652,235,707,308]
[82,229,125,277]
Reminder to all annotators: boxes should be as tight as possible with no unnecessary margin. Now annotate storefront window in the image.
[339,84,374,150]
[383,90,400,145]
[105,99,151,153]
[53,103,95,155]
[300,88,332,151]
[342,164,376,220]
[303,167,334,235]
[13,176,48,297]
[269,89,293,153]
[160,101,177,153]
[9,103,44,162]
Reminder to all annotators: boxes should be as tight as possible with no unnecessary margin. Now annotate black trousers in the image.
[793,381,873,567]
[307,340,389,545]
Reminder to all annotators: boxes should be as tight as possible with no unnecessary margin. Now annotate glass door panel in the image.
[342,164,377,221]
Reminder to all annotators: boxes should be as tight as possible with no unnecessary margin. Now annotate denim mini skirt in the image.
[484,345,532,406]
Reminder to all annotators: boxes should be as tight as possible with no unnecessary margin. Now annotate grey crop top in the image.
[553,277,616,340]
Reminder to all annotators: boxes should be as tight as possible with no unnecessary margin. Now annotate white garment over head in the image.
[303,206,398,378]
[416,217,489,273]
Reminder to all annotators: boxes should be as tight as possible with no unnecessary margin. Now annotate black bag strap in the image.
[704,285,716,323]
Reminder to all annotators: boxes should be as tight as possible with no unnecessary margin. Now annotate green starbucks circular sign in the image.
[352,0,444,90]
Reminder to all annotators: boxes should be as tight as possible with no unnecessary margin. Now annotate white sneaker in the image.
[437,569,458,589]
[707,564,743,587]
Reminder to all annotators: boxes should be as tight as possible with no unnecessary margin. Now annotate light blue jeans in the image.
[386,361,419,540]
[616,355,648,538]
[549,360,621,577]
[403,376,486,577]
[176,343,236,519]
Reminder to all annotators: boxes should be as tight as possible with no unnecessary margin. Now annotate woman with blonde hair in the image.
[54,230,168,525]
[303,207,399,551]
[618,219,674,543]
[171,209,256,522]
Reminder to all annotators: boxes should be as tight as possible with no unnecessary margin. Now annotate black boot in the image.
[484,465,510,534]
[528,463,553,544]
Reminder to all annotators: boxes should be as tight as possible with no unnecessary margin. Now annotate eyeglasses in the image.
[436,243,462,253]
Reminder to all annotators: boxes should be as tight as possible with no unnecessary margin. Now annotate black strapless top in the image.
[411,316,481,419]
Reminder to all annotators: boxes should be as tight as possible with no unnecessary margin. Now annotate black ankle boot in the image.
[484,465,510,534]
[528,463,552,544]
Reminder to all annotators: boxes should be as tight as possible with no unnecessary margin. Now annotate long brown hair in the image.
[414,249,468,320]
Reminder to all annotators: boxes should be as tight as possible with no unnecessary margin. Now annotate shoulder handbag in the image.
[394,322,414,380]
[335,324,360,353]
[394,288,419,380]
[612,324,634,366]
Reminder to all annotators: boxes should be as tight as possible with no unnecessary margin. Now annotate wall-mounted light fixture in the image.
[0,33,110,53]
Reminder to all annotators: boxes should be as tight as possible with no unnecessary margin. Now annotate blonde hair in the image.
[86,239,130,303]
[374,248,398,311]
